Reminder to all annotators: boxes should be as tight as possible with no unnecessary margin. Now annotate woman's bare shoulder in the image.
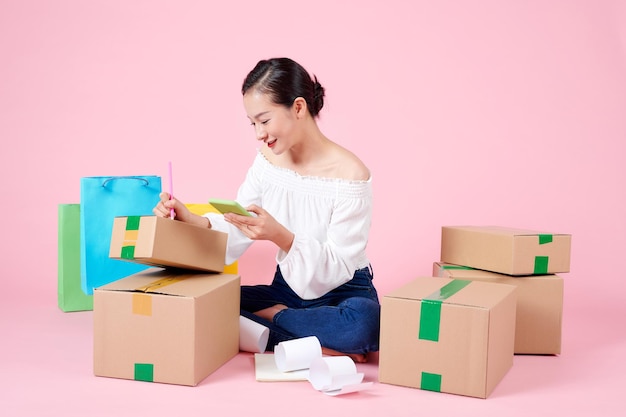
[335,145,370,181]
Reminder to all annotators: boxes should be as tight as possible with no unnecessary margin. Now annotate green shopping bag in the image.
[80,176,162,295]
[58,204,93,312]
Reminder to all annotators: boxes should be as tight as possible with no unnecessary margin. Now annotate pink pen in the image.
[168,161,175,220]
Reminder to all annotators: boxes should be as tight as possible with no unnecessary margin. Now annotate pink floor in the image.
[1,284,622,417]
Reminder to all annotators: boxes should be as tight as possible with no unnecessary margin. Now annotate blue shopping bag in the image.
[80,176,162,294]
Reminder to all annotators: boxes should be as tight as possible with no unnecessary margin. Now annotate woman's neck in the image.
[287,128,330,167]
[261,118,355,178]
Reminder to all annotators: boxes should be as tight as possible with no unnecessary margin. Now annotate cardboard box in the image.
[434,262,563,355]
[94,269,240,386]
[379,276,516,398]
[441,225,571,275]
[185,204,238,275]
[109,215,227,272]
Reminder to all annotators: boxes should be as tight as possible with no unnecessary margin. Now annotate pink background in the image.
[1,1,624,415]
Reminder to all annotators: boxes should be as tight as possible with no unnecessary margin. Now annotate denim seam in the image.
[273,308,286,325]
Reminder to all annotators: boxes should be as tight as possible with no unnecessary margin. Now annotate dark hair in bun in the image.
[242,58,325,117]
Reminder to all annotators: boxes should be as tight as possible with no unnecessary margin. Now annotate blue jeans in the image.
[241,265,380,354]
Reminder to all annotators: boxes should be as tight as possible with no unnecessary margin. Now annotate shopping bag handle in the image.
[101,176,151,187]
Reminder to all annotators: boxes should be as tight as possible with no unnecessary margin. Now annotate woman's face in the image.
[243,89,297,154]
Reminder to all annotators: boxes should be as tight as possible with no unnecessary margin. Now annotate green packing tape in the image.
[120,216,141,259]
[421,372,442,392]
[419,300,442,341]
[538,234,553,244]
[121,246,135,260]
[126,216,141,231]
[419,280,471,341]
[134,363,154,382]
[430,279,472,300]
[441,265,474,271]
[534,256,549,274]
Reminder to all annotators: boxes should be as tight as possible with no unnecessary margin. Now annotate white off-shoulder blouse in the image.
[205,151,372,300]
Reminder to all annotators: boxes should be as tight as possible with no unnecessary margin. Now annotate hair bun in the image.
[311,77,325,116]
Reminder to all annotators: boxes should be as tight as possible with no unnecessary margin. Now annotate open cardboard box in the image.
[93,268,240,386]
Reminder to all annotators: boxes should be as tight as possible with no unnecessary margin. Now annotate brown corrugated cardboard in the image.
[93,268,240,386]
[186,204,238,275]
[109,215,226,272]
[379,276,516,398]
[433,262,563,355]
[441,225,571,275]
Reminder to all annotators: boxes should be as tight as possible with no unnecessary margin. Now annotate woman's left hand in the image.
[224,204,294,252]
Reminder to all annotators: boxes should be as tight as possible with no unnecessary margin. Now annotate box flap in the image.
[443,225,570,237]
[386,276,453,301]
[385,276,515,309]
[95,268,239,297]
[434,262,560,280]
[445,279,516,309]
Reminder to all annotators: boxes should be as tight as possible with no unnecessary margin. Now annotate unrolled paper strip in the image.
[308,356,371,395]
[273,336,372,396]
[274,336,322,372]
[239,316,269,353]
[323,381,374,396]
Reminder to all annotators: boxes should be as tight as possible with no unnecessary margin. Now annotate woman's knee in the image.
[339,298,380,335]
[341,297,380,318]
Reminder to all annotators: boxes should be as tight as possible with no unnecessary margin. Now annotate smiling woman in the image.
[153,57,379,361]
[242,58,370,179]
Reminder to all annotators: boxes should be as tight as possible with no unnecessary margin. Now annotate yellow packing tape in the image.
[132,293,152,316]
[131,276,185,316]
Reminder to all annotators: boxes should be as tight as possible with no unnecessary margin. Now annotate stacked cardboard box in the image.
[433,262,563,355]
[94,212,240,386]
[440,225,571,276]
[439,225,571,355]
[109,215,227,272]
[58,203,238,313]
[379,225,571,399]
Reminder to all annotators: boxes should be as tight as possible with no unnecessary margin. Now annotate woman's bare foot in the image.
[253,304,287,321]
[322,347,368,363]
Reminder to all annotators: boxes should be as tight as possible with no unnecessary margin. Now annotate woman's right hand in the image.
[153,192,212,228]
[151,191,188,220]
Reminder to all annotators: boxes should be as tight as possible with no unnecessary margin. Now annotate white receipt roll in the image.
[239,315,269,353]
[274,336,322,372]
[308,356,363,391]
